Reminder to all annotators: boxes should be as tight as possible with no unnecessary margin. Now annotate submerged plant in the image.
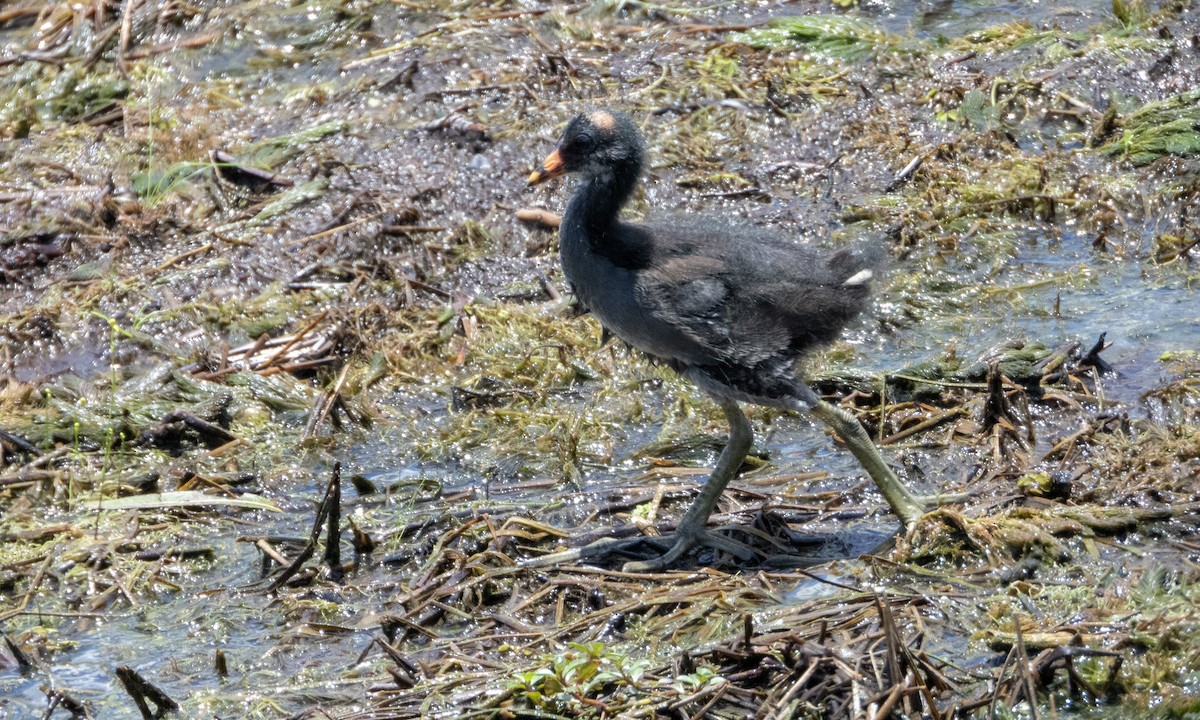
[1103,89,1200,165]
[131,162,211,205]
[733,15,899,60]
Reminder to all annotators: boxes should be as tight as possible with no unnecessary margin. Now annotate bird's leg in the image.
[622,395,757,572]
[809,399,968,530]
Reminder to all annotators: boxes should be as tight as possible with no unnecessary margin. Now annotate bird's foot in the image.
[518,521,761,570]
[620,527,758,573]
[895,490,975,531]
[519,526,764,571]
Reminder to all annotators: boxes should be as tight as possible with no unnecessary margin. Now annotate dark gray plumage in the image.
[529,109,953,571]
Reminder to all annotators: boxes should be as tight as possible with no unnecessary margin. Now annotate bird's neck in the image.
[564,164,640,245]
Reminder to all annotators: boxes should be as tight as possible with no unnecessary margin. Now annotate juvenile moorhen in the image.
[529,109,955,571]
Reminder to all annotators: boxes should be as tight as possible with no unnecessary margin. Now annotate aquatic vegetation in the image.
[131,162,211,205]
[733,15,900,60]
[510,642,657,714]
[1104,89,1200,165]
[240,119,350,170]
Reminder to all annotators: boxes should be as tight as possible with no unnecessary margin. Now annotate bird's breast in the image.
[559,229,709,367]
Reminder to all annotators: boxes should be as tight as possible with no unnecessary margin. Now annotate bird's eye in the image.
[572,133,594,150]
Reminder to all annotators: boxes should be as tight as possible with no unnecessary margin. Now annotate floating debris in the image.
[222,313,342,375]
[418,112,490,142]
[210,149,294,191]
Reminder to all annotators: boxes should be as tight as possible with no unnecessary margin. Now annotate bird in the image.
[528,109,954,571]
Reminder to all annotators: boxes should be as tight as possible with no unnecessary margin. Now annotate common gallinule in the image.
[529,109,955,571]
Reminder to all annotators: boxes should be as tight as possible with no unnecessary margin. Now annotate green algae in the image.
[733,15,900,60]
[1104,89,1200,165]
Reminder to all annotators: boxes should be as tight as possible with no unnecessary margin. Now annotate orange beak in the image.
[527,149,565,186]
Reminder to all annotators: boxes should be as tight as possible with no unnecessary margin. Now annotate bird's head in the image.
[528,109,644,186]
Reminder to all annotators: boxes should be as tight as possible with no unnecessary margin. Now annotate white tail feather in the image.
[843,269,873,286]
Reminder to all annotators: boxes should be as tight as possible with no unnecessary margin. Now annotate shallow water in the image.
[873,225,1200,406]
[869,0,1118,37]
